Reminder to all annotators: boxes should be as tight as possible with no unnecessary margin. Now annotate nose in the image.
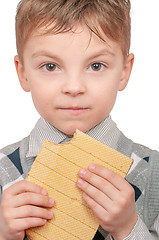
[62,74,86,97]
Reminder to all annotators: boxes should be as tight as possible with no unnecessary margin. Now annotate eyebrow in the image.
[32,50,61,60]
[31,48,115,61]
[85,49,115,61]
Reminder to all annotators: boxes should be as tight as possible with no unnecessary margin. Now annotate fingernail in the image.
[77,179,85,186]
[42,189,47,195]
[89,164,96,171]
[83,192,88,197]
[79,169,87,176]
[49,211,53,217]
[49,198,54,205]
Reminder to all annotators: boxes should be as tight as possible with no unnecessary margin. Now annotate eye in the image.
[41,63,58,72]
[89,62,106,72]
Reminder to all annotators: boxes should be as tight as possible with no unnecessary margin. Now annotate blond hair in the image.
[15,0,131,62]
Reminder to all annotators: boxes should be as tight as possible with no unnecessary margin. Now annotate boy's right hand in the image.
[0,180,54,240]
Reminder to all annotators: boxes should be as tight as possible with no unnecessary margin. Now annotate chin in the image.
[60,125,87,137]
[62,128,79,137]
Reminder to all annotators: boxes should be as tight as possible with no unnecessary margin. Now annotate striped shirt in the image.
[0,116,159,239]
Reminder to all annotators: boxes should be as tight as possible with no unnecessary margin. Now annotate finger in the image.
[4,180,47,196]
[77,178,112,211]
[82,192,109,223]
[79,168,119,200]
[12,192,54,208]
[10,205,53,220]
[88,164,130,191]
[11,218,47,232]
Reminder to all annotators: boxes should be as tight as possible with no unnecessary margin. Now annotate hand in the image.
[0,180,54,240]
[77,164,138,240]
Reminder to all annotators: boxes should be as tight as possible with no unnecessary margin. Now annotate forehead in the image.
[24,23,122,57]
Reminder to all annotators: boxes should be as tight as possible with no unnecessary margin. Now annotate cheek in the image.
[30,86,51,112]
[94,83,119,115]
[95,82,119,103]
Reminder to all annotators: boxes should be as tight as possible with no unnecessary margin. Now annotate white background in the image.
[0,0,159,150]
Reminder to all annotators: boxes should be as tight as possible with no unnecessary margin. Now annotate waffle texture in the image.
[26,130,133,240]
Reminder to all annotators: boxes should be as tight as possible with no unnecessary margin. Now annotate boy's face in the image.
[15,24,133,136]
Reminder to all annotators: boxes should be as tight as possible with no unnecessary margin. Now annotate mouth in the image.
[58,107,89,116]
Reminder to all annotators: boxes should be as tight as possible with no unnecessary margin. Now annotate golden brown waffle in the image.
[26,130,133,240]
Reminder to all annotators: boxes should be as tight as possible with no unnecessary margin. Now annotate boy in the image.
[0,0,159,239]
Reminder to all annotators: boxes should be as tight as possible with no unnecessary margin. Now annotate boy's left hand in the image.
[77,164,138,240]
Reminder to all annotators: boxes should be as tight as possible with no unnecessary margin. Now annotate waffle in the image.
[26,130,133,240]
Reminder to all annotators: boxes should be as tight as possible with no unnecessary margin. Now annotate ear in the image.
[14,55,30,92]
[119,53,134,91]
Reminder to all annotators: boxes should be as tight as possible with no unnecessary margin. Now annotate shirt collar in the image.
[26,116,120,158]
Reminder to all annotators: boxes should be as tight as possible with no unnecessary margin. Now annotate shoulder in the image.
[127,139,159,191]
[130,138,159,174]
[131,144,159,229]
[116,131,159,168]
[0,137,30,191]
[118,132,159,228]
[0,140,23,176]
[117,131,159,201]
[0,140,22,156]
[0,136,30,162]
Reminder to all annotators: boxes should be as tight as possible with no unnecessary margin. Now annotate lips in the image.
[62,107,87,110]
[58,107,89,116]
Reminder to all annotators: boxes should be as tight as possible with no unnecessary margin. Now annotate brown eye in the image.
[45,63,57,71]
[91,63,102,71]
